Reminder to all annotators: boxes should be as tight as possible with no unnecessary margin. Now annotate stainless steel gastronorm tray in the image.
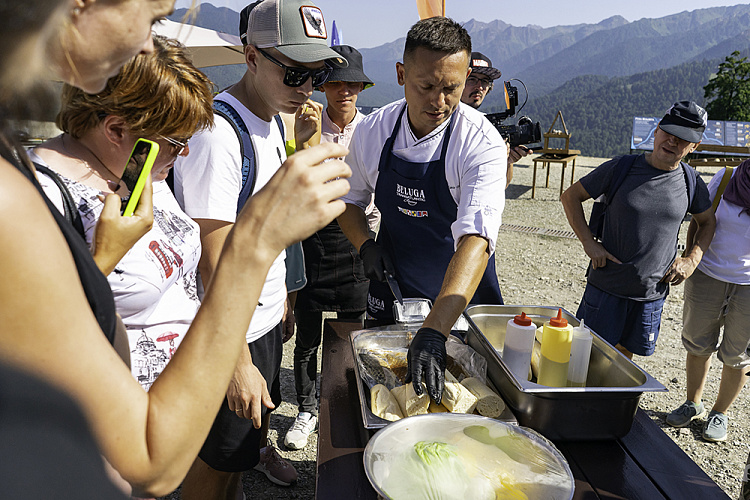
[350,324,517,430]
[464,305,667,440]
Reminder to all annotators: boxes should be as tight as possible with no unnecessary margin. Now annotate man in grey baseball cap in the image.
[239,0,347,67]
[658,100,708,143]
[176,0,344,497]
[561,99,715,362]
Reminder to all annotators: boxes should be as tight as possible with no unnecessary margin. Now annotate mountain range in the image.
[170,3,750,156]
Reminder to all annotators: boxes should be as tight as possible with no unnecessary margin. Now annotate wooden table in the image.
[532,149,581,199]
[316,319,730,500]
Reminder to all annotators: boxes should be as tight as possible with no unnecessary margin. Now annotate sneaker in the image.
[702,411,728,442]
[284,411,318,450]
[666,400,706,427]
[253,446,298,487]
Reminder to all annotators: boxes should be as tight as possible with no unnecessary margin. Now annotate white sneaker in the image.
[284,411,318,450]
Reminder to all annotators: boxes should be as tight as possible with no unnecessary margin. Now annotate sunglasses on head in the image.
[258,49,332,88]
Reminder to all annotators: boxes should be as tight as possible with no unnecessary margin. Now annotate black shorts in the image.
[198,322,283,472]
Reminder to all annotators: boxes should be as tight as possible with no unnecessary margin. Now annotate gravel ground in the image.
[166,154,747,499]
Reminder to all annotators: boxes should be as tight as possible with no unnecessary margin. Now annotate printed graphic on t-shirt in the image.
[130,329,178,391]
[60,177,200,391]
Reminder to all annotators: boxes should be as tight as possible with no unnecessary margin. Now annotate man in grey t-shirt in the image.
[561,101,716,359]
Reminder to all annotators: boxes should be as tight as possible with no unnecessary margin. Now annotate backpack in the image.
[212,99,307,293]
[212,99,285,213]
[588,154,697,241]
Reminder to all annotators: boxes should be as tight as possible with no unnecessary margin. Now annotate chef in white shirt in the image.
[337,16,507,404]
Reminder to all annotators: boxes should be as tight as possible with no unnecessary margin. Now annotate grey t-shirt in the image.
[580,154,711,300]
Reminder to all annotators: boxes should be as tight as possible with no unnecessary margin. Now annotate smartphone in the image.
[120,138,159,216]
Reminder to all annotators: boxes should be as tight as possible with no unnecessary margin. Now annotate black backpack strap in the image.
[680,161,697,214]
[274,114,285,143]
[213,99,257,214]
[588,154,638,240]
[212,100,287,214]
[605,154,638,204]
[33,162,86,240]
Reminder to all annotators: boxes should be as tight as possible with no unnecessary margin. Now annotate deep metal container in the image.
[464,305,667,441]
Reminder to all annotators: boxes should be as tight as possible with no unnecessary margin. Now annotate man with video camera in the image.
[461,52,532,187]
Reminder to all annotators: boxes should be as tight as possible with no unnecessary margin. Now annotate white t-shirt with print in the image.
[32,152,202,390]
[698,167,750,284]
[173,91,287,343]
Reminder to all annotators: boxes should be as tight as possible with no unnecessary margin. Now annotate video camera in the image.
[484,80,542,148]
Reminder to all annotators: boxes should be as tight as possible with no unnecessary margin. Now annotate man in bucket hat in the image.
[174,0,346,497]
[561,100,716,361]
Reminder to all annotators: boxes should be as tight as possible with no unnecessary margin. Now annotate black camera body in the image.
[484,81,542,148]
[486,115,542,148]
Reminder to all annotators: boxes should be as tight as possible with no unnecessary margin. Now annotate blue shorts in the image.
[576,283,666,356]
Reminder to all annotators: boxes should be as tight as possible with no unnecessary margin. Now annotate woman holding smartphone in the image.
[32,35,211,390]
[0,1,350,497]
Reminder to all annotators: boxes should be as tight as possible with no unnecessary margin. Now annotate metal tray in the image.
[464,305,667,441]
[350,324,517,430]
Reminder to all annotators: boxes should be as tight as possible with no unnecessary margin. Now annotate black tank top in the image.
[6,150,117,345]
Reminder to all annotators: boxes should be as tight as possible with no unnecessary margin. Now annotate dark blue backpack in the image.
[212,99,307,293]
[213,99,285,213]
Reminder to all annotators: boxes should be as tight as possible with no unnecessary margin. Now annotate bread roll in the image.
[441,370,478,414]
[370,384,404,421]
[460,377,506,418]
[391,383,429,416]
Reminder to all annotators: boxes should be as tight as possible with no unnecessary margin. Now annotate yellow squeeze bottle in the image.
[537,308,573,387]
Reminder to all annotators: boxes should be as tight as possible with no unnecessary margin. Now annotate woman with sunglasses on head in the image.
[32,35,212,391]
[0,0,350,497]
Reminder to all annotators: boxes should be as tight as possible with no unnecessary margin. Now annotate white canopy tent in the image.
[152,19,245,68]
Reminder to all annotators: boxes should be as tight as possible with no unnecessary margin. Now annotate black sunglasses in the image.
[258,49,332,88]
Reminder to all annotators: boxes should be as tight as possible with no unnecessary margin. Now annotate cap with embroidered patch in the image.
[239,0,347,67]
[469,51,501,80]
[658,100,707,143]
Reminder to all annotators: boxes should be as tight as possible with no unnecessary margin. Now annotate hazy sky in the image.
[174,1,750,48]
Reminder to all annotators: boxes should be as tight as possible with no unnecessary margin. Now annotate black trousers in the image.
[292,309,364,415]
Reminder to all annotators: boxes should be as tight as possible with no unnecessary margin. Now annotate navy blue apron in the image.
[367,104,503,320]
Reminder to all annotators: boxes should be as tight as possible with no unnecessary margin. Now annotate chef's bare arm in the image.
[422,234,490,337]
[337,202,372,251]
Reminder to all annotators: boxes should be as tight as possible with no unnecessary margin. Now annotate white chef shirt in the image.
[342,99,507,253]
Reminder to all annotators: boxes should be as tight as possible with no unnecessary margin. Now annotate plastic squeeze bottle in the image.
[537,308,573,387]
[567,319,593,387]
[503,312,537,381]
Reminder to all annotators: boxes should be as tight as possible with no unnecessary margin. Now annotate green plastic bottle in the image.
[537,308,573,387]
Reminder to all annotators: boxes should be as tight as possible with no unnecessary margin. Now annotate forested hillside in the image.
[171,4,750,158]
[490,59,722,157]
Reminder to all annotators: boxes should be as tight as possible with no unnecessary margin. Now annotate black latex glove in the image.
[358,239,394,282]
[405,327,447,404]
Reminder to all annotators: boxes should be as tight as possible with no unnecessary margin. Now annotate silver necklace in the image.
[61,134,121,191]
